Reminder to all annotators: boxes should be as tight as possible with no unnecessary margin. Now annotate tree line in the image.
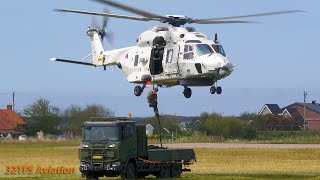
[19,98,113,136]
[17,98,302,139]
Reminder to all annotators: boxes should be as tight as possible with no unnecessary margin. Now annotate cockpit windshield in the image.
[212,45,226,57]
[195,44,214,57]
[82,126,119,141]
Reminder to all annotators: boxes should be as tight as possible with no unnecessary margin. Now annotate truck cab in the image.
[79,117,195,179]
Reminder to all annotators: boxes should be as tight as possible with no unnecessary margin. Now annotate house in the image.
[259,104,283,116]
[0,106,27,137]
[146,124,154,135]
[258,104,303,130]
[259,101,320,131]
[285,101,320,131]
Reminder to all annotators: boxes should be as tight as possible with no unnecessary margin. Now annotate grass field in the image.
[0,141,319,179]
[149,131,320,144]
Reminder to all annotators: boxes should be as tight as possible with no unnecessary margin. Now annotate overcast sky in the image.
[0,0,319,117]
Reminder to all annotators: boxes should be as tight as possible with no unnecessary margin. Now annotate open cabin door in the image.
[163,44,180,74]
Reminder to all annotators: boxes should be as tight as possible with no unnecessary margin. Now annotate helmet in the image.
[154,88,159,92]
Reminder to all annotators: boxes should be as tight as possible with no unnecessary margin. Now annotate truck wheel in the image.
[85,175,98,180]
[157,165,170,178]
[171,164,182,177]
[137,172,147,179]
[125,162,136,179]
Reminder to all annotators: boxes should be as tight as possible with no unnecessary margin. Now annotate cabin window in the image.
[195,34,205,38]
[127,125,133,138]
[195,44,214,57]
[183,45,194,60]
[212,45,226,57]
[121,125,134,139]
[134,55,139,66]
[155,26,169,32]
[184,45,188,53]
[166,49,174,64]
[186,27,196,32]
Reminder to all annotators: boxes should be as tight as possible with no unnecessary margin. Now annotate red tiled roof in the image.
[0,109,27,130]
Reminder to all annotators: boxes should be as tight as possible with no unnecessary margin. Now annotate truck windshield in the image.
[212,45,226,57]
[82,126,119,141]
[195,44,214,57]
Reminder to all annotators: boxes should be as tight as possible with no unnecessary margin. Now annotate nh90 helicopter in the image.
[51,0,302,98]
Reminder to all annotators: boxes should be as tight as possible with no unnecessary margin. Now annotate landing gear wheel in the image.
[134,86,143,96]
[183,87,192,98]
[210,86,216,94]
[124,162,136,179]
[156,165,170,178]
[170,164,182,177]
[217,86,222,95]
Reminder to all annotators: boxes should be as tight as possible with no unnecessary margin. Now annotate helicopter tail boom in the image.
[87,29,105,66]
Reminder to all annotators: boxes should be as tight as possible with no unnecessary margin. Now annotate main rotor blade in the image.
[102,7,111,30]
[56,9,152,21]
[196,10,304,21]
[92,0,164,19]
[193,20,255,24]
[91,16,99,29]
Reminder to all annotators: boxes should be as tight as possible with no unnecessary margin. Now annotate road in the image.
[159,143,320,149]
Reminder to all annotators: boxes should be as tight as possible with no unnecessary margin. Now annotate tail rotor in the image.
[90,7,115,45]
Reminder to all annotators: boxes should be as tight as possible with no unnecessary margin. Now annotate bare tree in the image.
[23,98,60,135]
[63,104,114,135]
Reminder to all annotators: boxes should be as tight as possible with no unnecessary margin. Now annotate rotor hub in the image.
[164,15,191,27]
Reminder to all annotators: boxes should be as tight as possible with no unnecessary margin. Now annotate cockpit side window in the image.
[195,44,214,57]
[212,45,226,57]
[184,45,188,53]
[183,45,194,60]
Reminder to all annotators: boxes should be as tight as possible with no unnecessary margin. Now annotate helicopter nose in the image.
[203,55,233,76]
[216,56,231,69]
[218,57,233,76]
[224,58,233,71]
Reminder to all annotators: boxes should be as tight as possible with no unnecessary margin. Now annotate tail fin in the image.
[87,29,104,66]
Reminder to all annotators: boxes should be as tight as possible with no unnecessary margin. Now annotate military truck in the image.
[79,117,196,179]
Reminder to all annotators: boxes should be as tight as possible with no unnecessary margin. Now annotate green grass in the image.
[148,131,320,144]
[254,131,320,144]
[0,141,319,179]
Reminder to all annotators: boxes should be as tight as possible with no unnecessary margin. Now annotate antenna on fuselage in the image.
[214,33,219,43]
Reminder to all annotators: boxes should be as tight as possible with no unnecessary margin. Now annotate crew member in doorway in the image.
[147,88,159,117]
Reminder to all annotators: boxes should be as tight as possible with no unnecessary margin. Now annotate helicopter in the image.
[51,0,303,98]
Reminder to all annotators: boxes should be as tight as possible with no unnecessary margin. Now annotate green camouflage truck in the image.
[79,117,196,179]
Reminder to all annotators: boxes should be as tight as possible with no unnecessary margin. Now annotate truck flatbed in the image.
[147,148,196,162]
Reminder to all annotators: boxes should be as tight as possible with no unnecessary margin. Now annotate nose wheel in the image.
[183,87,192,98]
[210,86,222,95]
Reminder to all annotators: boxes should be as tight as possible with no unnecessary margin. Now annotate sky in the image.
[0,0,319,117]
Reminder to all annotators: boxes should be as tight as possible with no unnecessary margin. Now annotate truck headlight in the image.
[109,144,115,148]
[81,143,89,148]
[112,162,121,167]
